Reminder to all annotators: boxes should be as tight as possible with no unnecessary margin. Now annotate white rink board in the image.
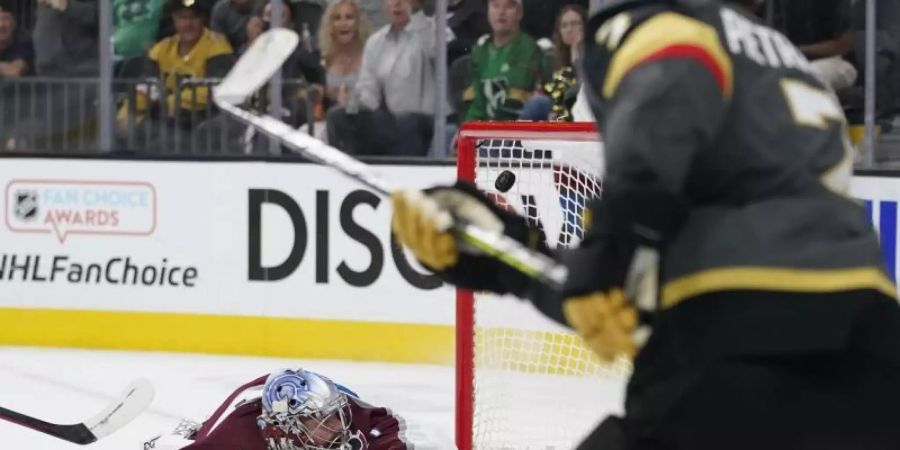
[0,159,457,325]
[1,159,898,329]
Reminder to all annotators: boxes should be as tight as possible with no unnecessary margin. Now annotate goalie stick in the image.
[0,378,154,445]
[212,29,569,290]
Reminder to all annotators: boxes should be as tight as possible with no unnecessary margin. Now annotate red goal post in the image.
[455,121,630,450]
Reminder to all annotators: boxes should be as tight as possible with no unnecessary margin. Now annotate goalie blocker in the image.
[393,0,900,449]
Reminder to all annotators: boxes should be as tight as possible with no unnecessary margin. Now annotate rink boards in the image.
[0,158,459,364]
[1,157,900,365]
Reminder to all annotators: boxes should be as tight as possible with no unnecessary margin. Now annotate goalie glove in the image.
[391,182,548,296]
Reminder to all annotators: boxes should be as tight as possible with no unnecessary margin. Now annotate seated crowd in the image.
[0,0,897,156]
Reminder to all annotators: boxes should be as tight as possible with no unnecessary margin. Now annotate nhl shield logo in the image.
[14,190,38,221]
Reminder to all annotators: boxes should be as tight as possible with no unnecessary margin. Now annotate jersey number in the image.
[780,78,853,195]
[780,78,844,129]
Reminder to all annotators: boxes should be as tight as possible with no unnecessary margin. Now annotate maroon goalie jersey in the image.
[180,375,410,450]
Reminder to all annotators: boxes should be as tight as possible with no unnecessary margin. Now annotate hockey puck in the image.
[495,170,516,193]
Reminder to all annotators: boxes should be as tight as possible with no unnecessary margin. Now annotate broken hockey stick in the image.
[0,378,154,445]
[212,29,569,290]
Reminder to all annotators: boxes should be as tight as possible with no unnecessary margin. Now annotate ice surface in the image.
[0,347,455,449]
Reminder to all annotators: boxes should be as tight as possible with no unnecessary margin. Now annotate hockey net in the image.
[456,122,631,450]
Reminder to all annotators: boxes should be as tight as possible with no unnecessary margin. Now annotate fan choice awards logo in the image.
[4,180,157,243]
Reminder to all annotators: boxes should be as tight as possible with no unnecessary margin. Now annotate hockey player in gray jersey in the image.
[391,0,900,448]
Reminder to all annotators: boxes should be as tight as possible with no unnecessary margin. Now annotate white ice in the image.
[0,346,456,449]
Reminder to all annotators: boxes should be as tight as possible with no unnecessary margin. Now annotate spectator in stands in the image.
[294,0,327,52]
[210,0,262,50]
[462,0,545,121]
[5,0,98,152]
[325,0,436,156]
[520,0,587,41]
[246,0,325,127]
[0,2,33,151]
[116,0,234,148]
[319,0,370,108]
[33,0,98,76]
[0,4,32,78]
[771,0,858,90]
[113,0,166,60]
[446,0,489,66]
[519,4,585,121]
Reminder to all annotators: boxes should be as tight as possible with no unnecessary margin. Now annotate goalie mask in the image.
[257,369,363,450]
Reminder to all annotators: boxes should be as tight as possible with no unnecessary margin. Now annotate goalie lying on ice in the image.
[142,368,410,450]
[392,0,900,448]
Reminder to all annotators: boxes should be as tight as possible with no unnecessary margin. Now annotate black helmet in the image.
[168,0,208,15]
[592,0,720,24]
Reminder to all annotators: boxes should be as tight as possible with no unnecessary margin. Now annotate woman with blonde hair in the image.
[318,0,371,107]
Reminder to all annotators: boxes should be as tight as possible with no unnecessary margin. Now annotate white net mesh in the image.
[469,136,631,450]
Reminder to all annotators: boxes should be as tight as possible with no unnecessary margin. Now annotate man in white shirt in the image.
[326,0,436,156]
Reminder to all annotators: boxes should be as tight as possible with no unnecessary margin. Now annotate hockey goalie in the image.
[142,368,410,450]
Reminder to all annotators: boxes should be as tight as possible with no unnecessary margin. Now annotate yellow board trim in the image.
[602,12,733,98]
[662,266,898,308]
[0,308,455,365]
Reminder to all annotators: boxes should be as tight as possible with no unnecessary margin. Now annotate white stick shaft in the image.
[211,29,569,290]
[86,378,155,439]
[218,102,395,194]
[217,103,569,288]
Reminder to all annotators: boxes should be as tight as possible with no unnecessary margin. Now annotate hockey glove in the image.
[563,288,638,362]
[557,183,688,363]
[391,182,547,296]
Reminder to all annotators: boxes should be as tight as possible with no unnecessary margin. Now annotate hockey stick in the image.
[212,29,569,289]
[0,378,154,445]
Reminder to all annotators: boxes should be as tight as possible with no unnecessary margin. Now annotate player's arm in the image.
[797,0,853,60]
[392,9,731,361]
[547,9,731,360]
[355,37,382,111]
[347,397,412,450]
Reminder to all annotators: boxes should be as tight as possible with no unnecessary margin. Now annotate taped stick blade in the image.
[213,28,299,106]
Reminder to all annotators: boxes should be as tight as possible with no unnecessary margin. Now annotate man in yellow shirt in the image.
[118,0,234,149]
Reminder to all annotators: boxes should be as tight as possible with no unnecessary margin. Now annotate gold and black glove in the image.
[563,288,639,363]
[391,182,548,296]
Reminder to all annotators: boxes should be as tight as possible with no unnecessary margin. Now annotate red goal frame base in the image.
[454,121,600,450]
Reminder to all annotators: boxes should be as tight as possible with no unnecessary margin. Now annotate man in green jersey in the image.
[462,0,546,121]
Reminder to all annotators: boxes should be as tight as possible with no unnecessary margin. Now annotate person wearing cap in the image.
[462,0,546,121]
[33,0,98,76]
[117,0,234,142]
[0,4,32,78]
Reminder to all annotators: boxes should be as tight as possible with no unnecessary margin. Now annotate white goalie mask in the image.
[257,369,361,450]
